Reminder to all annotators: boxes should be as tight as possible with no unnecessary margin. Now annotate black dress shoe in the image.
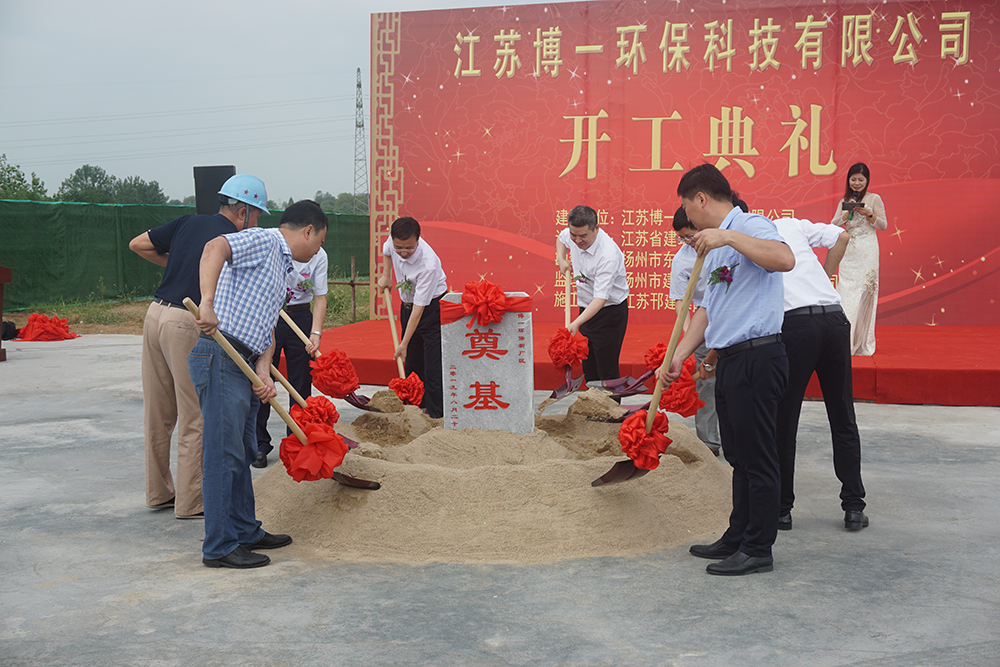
[706,550,774,576]
[689,536,740,560]
[845,510,869,531]
[203,545,270,569]
[252,451,268,469]
[777,513,792,531]
[246,532,292,550]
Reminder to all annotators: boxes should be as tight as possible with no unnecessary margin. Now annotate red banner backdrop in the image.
[371,1,1000,326]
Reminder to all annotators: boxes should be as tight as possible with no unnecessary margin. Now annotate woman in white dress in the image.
[831,162,887,355]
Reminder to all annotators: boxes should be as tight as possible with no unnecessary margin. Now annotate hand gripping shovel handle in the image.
[563,270,572,328]
[646,254,706,433]
[279,308,321,358]
[183,298,308,445]
[382,288,407,379]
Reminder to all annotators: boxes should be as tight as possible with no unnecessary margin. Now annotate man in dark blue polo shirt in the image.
[129,174,268,520]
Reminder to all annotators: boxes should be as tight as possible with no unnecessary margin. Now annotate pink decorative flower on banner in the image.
[279,422,349,482]
[618,410,672,470]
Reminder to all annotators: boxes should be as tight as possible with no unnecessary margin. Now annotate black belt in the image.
[284,303,311,313]
[200,332,260,366]
[401,293,446,310]
[785,304,843,317]
[153,297,186,310]
[716,333,782,358]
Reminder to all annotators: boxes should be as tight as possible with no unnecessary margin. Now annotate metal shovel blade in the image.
[549,367,585,400]
[333,471,381,490]
[591,459,653,486]
[592,376,639,393]
[344,391,380,412]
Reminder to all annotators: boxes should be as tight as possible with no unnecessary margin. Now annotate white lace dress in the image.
[831,192,886,356]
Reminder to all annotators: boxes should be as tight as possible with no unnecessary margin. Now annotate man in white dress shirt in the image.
[377,217,449,418]
[555,205,630,388]
[772,217,868,532]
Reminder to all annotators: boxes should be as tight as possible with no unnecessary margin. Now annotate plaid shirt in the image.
[215,227,294,354]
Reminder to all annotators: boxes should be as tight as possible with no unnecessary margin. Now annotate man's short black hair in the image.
[672,206,695,232]
[677,163,733,203]
[567,205,598,231]
[391,216,420,240]
[280,199,328,231]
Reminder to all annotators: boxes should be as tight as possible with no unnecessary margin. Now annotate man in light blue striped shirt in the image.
[190,200,328,569]
[659,164,795,577]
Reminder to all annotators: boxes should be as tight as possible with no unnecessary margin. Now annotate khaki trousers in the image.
[141,301,203,517]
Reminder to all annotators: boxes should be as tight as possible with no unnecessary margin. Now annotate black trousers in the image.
[401,296,444,419]
[255,308,313,454]
[717,341,788,557]
[578,298,629,382]
[777,309,866,514]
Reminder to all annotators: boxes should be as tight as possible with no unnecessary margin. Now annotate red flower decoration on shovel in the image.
[618,409,672,471]
[547,327,589,369]
[310,348,361,399]
[658,356,705,417]
[278,422,349,482]
[644,342,669,371]
[290,395,340,428]
[389,371,425,406]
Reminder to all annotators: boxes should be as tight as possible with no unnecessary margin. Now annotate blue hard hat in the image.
[218,174,270,214]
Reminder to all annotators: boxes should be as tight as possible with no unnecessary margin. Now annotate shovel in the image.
[269,364,380,490]
[549,270,586,400]
[279,309,379,412]
[381,288,407,380]
[182,298,307,447]
[591,255,706,486]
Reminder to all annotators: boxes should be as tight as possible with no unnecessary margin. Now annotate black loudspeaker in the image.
[193,165,236,215]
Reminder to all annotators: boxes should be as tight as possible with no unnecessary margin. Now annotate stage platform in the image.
[319,322,1000,407]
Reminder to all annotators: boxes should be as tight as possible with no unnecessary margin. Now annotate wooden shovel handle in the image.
[646,255,706,433]
[382,288,407,378]
[564,270,573,328]
[183,298,307,445]
[279,309,321,357]
[271,364,308,408]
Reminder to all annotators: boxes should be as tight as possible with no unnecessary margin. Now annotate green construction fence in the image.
[0,199,370,310]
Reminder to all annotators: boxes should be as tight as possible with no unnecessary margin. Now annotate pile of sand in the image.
[255,390,731,565]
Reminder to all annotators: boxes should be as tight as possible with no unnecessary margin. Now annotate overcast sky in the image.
[0,0,559,205]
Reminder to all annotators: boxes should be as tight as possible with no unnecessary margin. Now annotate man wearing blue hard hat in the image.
[129,174,269,522]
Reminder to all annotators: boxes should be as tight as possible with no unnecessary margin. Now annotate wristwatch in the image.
[703,363,716,372]
[311,331,322,336]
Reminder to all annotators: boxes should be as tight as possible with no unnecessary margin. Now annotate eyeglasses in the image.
[678,235,695,245]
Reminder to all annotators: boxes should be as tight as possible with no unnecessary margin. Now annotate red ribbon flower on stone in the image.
[658,356,705,417]
[618,409,672,471]
[310,348,361,399]
[278,422,349,482]
[547,327,589,370]
[460,279,509,329]
[290,395,340,428]
[389,371,425,407]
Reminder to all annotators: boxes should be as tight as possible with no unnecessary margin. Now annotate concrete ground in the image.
[1,335,999,667]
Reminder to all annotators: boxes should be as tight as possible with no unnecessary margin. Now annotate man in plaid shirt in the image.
[190,200,328,569]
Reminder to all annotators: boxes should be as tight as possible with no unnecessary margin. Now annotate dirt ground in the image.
[5,301,150,336]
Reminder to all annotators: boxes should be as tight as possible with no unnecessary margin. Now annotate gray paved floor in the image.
[1,335,999,666]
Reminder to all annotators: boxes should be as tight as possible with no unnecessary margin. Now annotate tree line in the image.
[0,154,369,214]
